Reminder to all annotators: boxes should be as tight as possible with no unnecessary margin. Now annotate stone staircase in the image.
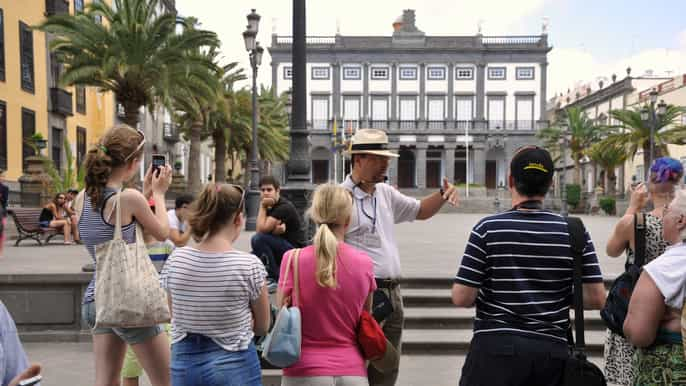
[400,277,608,357]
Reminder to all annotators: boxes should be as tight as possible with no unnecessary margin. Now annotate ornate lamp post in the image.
[242,9,264,231]
[280,0,313,235]
[640,89,667,181]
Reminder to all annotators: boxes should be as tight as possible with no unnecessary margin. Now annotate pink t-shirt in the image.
[278,243,376,377]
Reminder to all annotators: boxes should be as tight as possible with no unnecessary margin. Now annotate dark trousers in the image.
[459,333,568,386]
[250,232,294,280]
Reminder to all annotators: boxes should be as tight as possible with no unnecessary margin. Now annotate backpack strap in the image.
[634,213,646,267]
[566,216,587,355]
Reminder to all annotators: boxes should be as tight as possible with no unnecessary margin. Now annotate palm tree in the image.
[208,62,247,183]
[38,0,219,127]
[603,105,686,176]
[538,106,606,184]
[587,140,627,196]
[226,87,290,185]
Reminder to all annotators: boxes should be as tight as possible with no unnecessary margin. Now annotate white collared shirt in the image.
[341,175,420,278]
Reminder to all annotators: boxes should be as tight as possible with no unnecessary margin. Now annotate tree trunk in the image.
[574,158,582,185]
[213,129,227,183]
[122,101,140,128]
[607,169,616,196]
[187,122,203,195]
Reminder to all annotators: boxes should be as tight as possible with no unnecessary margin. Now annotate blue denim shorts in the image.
[81,301,163,345]
[171,334,262,386]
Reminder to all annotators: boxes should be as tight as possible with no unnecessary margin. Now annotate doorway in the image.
[398,149,415,188]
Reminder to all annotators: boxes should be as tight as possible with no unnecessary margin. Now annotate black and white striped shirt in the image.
[160,247,267,351]
[454,209,603,342]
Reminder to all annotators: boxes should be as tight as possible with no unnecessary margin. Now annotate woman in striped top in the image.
[161,183,270,386]
[77,124,173,386]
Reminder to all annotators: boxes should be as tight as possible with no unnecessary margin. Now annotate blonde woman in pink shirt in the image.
[277,183,377,386]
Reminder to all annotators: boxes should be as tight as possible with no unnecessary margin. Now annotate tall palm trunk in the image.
[573,157,582,185]
[122,101,140,128]
[213,128,227,183]
[188,122,203,195]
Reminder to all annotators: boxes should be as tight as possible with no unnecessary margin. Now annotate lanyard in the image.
[511,200,543,211]
[353,183,377,233]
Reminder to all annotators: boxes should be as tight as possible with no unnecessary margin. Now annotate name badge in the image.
[362,232,382,249]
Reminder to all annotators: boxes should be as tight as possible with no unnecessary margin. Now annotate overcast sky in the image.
[176,0,686,98]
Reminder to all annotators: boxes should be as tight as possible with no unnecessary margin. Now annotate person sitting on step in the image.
[251,176,306,285]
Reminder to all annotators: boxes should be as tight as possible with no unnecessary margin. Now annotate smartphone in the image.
[19,375,42,386]
[152,154,166,176]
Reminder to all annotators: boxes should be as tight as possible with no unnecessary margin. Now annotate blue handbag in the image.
[262,248,302,368]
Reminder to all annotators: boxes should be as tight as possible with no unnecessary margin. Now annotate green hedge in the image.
[599,196,616,215]
[565,184,581,208]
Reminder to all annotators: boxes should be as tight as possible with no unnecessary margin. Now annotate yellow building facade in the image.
[623,74,686,185]
[0,0,113,184]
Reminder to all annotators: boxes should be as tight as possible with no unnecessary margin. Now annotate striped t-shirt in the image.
[160,247,267,351]
[454,209,603,342]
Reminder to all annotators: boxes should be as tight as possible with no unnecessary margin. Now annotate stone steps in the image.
[403,307,607,330]
[402,328,607,356]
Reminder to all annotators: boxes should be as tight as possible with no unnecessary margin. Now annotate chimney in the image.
[612,74,617,83]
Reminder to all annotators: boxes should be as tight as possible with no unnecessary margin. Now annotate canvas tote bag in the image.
[94,192,170,328]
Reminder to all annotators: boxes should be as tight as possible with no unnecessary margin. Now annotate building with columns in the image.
[268,9,551,191]
[549,68,672,196]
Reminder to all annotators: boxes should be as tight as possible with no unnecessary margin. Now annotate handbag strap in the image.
[280,248,302,307]
[113,191,123,241]
[634,212,646,267]
[566,216,586,353]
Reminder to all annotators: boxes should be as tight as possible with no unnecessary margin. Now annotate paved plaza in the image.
[5,212,621,385]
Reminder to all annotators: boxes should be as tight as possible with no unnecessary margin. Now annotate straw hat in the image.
[347,129,399,158]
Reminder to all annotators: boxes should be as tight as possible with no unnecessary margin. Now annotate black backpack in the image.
[600,213,646,337]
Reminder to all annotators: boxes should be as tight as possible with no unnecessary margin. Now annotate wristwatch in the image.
[439,187,447,200]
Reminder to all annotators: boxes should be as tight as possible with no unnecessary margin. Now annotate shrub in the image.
[566,184,581,208]
[599,196,616,215]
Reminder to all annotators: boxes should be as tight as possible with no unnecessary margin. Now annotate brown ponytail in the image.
[188,183,244,240]
[84,124,144,209]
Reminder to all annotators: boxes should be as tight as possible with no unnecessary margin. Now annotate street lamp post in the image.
[640,89,667,181]
[278,0,314,237]
[243,9,263,231]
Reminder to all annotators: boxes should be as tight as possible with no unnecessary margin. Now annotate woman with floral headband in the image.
[603,156,683,385]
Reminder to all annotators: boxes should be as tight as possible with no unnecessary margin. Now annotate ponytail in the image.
[314,223,338,288]
[306,183,353,289]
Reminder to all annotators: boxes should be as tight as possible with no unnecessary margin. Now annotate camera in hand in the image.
[152,154,166,176]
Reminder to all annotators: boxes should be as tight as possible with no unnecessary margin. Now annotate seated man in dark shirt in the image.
[251,176,306,282]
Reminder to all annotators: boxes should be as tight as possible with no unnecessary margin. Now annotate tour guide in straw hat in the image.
[342,128,460,386]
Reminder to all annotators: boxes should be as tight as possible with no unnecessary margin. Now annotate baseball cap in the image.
[510,146,554,188]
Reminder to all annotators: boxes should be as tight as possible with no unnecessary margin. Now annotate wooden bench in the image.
[7,208,61,246]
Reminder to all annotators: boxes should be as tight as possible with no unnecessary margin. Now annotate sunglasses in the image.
[124,128,146,162]
[217,184,246,212]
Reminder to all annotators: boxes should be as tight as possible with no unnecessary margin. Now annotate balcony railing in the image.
[427,120,445,130]
[481,36,542,45]
[49,87,73,116]
[311,119,329,130]
[455,120,473,130]
[275,36,337,45]
[163,123,180,142]
[370,120,388,130]
[45,0,69,16]
[399,120,416,129]
[307,119,547,132]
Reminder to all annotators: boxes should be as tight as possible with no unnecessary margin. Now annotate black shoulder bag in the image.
[561,216,606,386]
[600,213,646,336]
